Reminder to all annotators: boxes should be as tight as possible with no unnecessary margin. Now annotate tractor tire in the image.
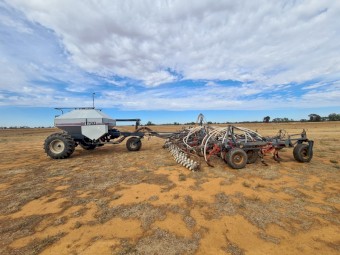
[225,148,248,169]
[79,143,97,150]
[44,133,75,159]
[126,137,142,151]
[293,144,313,162]
[246,150,259,164]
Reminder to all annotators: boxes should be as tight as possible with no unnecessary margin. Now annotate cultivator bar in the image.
[159,114,314,171]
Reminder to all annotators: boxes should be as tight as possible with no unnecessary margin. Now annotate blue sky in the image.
[0,0,339,127]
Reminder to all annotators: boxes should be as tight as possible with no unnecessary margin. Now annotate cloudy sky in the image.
[0,0,339,126]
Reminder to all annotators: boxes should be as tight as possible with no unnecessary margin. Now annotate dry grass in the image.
[113,229,199,255]
[16,232,66,255]
[224,242,245,255]
[0,123,340,254]
[258,231,281,244]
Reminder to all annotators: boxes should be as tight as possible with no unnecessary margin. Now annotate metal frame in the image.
[160,115,314,170]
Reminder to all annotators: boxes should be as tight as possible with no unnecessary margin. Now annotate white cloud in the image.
[0,12,32,33]
[1,0,340,111]
[6,0,340,88]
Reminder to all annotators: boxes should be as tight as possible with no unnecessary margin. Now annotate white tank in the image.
[54,108,116,140]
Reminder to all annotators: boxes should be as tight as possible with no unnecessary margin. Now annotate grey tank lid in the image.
[55,109,114,120]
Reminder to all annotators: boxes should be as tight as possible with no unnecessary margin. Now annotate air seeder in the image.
[44,108,145,159]
[44,109,314,172]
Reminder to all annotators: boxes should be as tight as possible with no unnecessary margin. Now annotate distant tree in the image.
[328,113,340,121]
[263,116,270,123]
[272,117,290,123]
[173,122,180,125]
[308,114,321,122]
[146,121,154,126]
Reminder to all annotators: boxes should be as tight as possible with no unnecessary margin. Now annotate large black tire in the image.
[126,137,142,151]
[246,150,259,164]
[44,133,75,159]
[293,144,313,162]
[225,148,248,169]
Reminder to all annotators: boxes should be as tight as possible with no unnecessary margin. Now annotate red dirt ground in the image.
[0,122,339,254]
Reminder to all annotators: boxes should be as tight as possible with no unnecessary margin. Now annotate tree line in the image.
[1,113,339,129]
[263,113,340,123]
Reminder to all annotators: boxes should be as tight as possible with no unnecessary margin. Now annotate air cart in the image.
[44,108,145,159]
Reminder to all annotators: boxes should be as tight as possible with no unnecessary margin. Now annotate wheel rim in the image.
[49,139,65,154]
[301,148,308,159]
[130,140,139,149]
[233,153,245,165]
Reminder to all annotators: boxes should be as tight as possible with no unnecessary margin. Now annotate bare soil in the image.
[0,122,339,255]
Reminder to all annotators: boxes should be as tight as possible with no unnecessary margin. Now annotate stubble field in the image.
[0,122,339,255]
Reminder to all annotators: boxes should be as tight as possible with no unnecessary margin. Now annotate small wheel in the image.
[293,144,313,162]
[246,150,259,164]
[225,148,248,169]
[44,133,75,159]
[126,137,142,151]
